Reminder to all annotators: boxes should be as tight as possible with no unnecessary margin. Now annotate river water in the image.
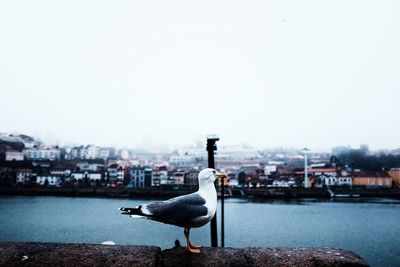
[0,196,399,267]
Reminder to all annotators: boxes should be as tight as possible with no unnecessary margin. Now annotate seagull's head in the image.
[198,168,227,186]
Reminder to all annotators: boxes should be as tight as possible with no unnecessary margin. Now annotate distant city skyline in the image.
[1,1,399,151]
[1,131,398,155]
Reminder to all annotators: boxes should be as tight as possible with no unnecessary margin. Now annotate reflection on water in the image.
[244,197,400,205]
[0,196,399,267]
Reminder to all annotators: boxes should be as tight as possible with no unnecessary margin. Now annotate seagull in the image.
[119,168,227,253]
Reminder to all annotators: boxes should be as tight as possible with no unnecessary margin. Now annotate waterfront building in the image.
[388,168,400,187]
[129,166,152,188]
[338,177,352,186]
[152,170,169,186]
[151,164,169,186]
[352,172,392,188]
[36,175,61,187]
[294,168,337,188]
[172,171,185,185]
[49,168,72,184]
[272,179,295,187]
[70,172,102,181]
[231,165,264,187]
[16,169,32,185]
[106,164,125,184]
[307,168,337,176]
[320,175,338,186]
[159,171,176,185]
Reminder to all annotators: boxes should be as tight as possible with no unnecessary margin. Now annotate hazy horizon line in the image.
[2,130,399,154]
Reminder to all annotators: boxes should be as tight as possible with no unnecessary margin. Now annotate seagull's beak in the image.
[216,172,227,178]
[215,172,228,182]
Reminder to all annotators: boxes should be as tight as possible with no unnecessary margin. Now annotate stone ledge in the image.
[162,247,369,267]
[0,242,369,267]
[0,242,161,267]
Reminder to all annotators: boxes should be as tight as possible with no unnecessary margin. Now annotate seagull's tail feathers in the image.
[119,206,145,218]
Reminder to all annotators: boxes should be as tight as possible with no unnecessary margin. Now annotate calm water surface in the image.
[0,196,399,267]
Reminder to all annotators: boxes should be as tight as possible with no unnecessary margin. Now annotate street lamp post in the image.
[206,135,219,247]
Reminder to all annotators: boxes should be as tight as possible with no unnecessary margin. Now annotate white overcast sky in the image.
[1,1,399,151]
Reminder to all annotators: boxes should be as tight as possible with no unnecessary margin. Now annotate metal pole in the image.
[220,169,224,247]
[207,135,218,247]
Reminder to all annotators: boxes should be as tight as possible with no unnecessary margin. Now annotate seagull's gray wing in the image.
[143,193,208,226]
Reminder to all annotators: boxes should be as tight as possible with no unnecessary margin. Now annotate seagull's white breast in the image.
[203,188,217,217]
[197,183,217,224]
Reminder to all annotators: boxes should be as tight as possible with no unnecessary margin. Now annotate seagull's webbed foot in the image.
[186,246,201,254]
[184,228,201,254]
[189,242,202,249]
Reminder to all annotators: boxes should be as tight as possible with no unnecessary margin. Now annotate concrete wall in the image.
[0,242,369,267]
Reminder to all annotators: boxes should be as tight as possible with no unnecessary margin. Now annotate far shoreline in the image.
[1,186,400,200]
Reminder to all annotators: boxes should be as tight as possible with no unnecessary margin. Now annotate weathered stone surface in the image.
[161,247,369,267]
[0,242,160,267]
[0,242,370,267]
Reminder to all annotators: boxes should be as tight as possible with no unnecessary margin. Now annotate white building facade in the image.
[338,177,352,186]
[5,151,24,161]
[24,148,60,160]
[36,176,61,186]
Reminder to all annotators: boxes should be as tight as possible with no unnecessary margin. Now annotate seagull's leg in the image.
[185,228,202,249]
[187,228,202,249]
[184,228,201,253]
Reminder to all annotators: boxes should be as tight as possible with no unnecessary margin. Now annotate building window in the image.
[370,177,374,185]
